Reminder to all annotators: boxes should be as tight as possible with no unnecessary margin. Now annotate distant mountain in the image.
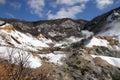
[0,18,88,36]
[84,7,120,34]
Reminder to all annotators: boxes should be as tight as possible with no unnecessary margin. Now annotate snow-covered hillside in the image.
[0,23,52,52]
[0,7,120,79]
[0,22,66,68]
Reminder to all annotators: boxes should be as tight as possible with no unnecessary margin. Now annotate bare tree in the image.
[0,47,53,80]
[0,47,31,80]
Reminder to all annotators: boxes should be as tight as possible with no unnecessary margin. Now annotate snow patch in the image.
[40,53,66,65]
[86,37,109,48]
[0,20,5,25]
[54,36,83,48]
[0,23,10,28]
[0,46,41,68]
[11,30,49,48]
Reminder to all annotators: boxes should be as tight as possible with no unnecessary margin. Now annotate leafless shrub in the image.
[0,48,31,80]
[0,47,54,80]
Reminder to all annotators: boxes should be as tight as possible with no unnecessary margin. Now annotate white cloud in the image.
[48,4,85,19]
[9,2,21,9]
[27,0,45,17]
[0,0,6,4]
[27,0,116,19]
[56,0,89,6]
[48,0,89,19]
[96,0,114,9]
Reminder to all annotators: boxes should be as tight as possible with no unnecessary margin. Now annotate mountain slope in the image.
[0,6,120,80]
[0,23,51,52]
[84,7,120,34]
[0,18,88,37]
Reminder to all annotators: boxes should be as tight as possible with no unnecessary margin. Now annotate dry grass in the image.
[93,57,114,67]
[0,24,15,33]
[0,58,54,80]
[39,47,52,52]
[32,52,41,58]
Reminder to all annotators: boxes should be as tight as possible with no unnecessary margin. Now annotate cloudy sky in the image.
[0,0,120,21]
